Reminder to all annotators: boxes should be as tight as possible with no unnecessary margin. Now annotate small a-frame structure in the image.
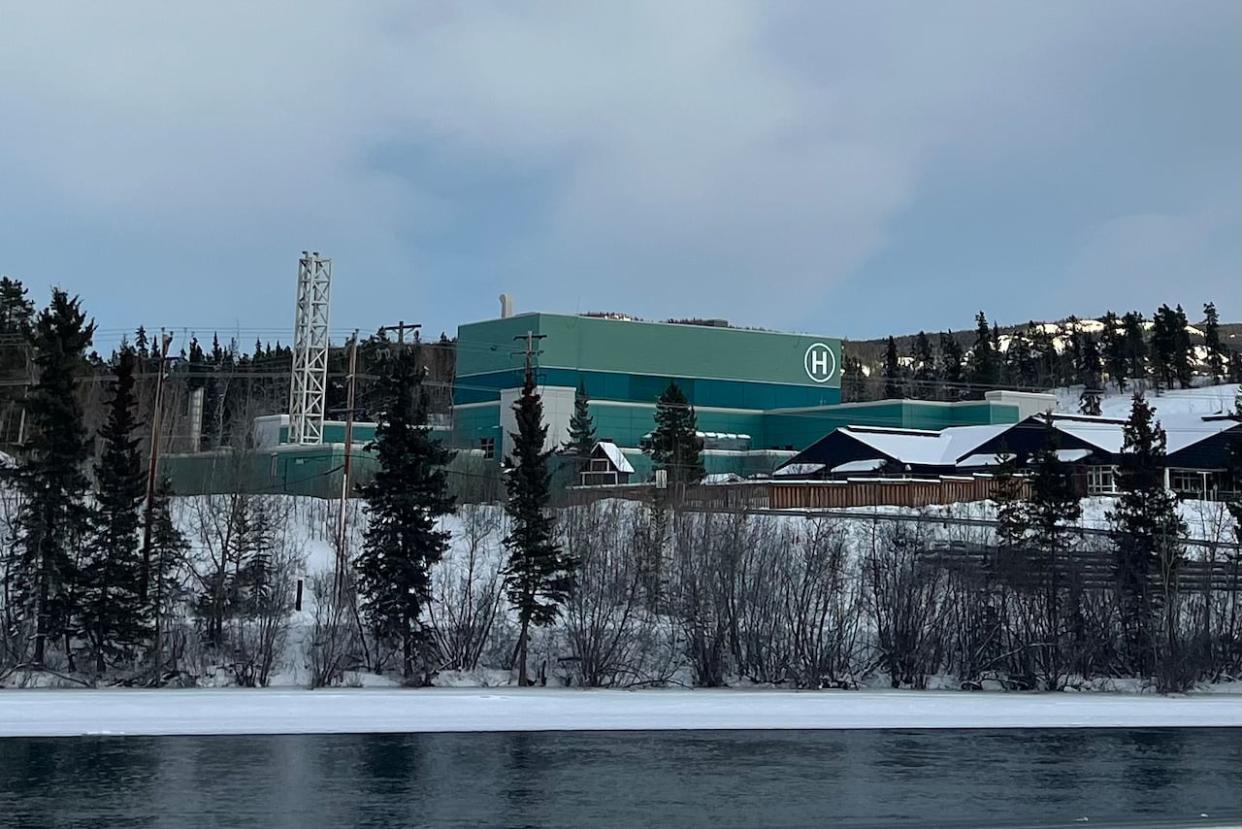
[580,441,635,486]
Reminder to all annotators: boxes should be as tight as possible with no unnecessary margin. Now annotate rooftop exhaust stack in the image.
[499,293,514,319]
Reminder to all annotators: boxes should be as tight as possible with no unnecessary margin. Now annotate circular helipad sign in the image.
[804,342,837,383]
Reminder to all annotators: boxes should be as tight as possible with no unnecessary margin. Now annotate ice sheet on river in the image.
[1,688,1238,737]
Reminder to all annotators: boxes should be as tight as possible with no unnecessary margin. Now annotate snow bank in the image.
[0,688,1237,737]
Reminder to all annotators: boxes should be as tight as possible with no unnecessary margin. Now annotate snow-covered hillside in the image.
[1055,383,1239,418]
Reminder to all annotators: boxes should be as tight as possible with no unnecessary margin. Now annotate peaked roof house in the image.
[774,411,1242,499]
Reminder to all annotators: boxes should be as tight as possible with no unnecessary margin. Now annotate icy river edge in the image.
[1,687,1239,737]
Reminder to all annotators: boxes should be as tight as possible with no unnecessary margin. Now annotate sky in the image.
[0,1,1237,349]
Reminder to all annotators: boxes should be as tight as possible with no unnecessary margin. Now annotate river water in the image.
[1,728,1238,828]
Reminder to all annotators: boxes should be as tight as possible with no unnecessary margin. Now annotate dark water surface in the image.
[1,729,1238,828]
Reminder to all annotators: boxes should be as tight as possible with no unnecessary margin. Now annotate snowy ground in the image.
[1,688,1238,737]
[1054,382,1239,417]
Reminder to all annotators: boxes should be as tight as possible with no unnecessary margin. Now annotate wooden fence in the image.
[568,474,1032,511]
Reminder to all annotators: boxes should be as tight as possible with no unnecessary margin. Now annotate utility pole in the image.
[378,320,420,346]
[140,329,173,602]
[334,331,359,602]
[512,331,546,386]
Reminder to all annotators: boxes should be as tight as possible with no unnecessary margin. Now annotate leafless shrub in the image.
[864,521,949,688]
[560,501,653,687]
[428,504,506,672]
[780,519,862,688]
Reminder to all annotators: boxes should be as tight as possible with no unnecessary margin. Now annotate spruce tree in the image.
[1078,333,1104,416]
[11,290,95,666]
[1122,312,1148,387]
[647,381,705,486]
[561,385,596,465]
[1203,302,1224,384]
[969,311,999,397]
[911,331,935,400]
[1172,305,1193,389]
[1100,311,1127,392]
[1149,305,1176,391]
[993,447,1028,550]
[355,344,455,681]
[134,326,150,360]
[147,476,188,684]
[841,355,869,403]
[1025,426,1082,689]
[1107,393,1185,677]
[503,369,575,685]
[882,336,902,399]
[1004,329,1037,389]
[81,346,148,674]
[939,332,964,401]
[0,277,34,444]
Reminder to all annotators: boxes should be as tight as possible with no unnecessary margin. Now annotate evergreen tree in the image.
[134,326,150,360]
[81,347,148,673]
[147,475,189,684]
[911,331,935,400]
[503,369,575,685]
[1107,394,1186,677]
[355,344,455,681]
[1004,329,1038,389]
[969,311,999,397]
[11,290,96,666]
[841,355,869,403]
[993,447,1028,550]
[0,276,34,333]
[1029,324,1058,388]
[938,332,964,401]
[1203,302,1224,384]
[1078,333,1104,416]
[1121,312,1148,387]
[561,385,596,465]
[1024,426,1082,689]
[1100,311,1127,392]
[1172,305,1193,388]
[0,277,35,444]
[1149,305,1177,391]
[882,336,903,399]
[646,382,705,486]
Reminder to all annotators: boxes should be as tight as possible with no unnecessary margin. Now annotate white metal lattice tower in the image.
[288,251,332,445]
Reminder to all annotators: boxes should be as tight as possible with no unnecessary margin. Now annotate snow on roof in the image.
[831,459,887,474]
[840,423,1013,467]
[773,462,826,477]
[956,452,1013,468]
[595,441,634,474]
[1045,411,1238,457]
[1045,415,1126,454]
[1162,413,1239,456]
[1056,448,1093,462]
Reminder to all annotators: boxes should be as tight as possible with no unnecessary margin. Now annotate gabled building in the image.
[774,409,1242,499]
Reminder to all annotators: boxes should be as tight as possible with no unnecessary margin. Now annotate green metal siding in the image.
[456,368,841,409]
[457,313,841,390]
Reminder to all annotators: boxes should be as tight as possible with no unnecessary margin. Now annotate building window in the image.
[589,458,610,473]
[1170,469,1207,497]
[1087,465,1117,496]
[480,437,495,460]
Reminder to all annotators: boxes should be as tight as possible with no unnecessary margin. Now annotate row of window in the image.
[1086,466,1219,497]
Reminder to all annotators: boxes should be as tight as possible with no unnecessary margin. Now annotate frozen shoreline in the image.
[1,687,1239,737]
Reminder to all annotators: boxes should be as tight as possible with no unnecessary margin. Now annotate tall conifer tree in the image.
[81,346,148,673]
[647,382,705,486]
[503,368,575,685]
[12,290,95,666]
[355,343,455,681]
[1107,394,1185,676]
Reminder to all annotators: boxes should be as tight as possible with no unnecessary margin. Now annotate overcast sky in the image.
[1,1,1237,347]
